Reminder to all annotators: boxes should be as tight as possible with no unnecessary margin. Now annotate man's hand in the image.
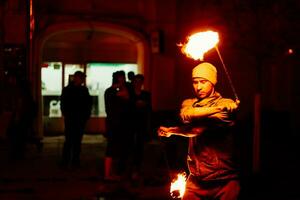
[219,100,240,113]
[157,126,173,137]
[209,112,228,120]
[180,107,195,123]
[158,125,204,138]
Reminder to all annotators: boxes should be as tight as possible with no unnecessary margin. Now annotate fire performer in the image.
[158,62,240,200]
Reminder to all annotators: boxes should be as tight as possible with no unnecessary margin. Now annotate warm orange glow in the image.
[180,31,219,60]
[30,0,34,40]
[170,172,187,199]
[288,48,294,54]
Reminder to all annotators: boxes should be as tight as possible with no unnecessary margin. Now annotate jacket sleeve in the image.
[60,87,67,116]
[180,98,225,124]
[87,88,93,118]
[207,98,236,127]
[186,98,237,128]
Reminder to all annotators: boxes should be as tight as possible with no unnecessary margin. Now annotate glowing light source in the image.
[288,48,294,54]
[170,172,187,199]
[30,0,35,40]
[180,31,219,60]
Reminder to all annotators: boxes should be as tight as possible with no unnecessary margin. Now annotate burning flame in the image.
[170,172,187,199]
[180,31,219,60]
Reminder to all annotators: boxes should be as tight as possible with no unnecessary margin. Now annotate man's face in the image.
[73,75,84,86]
[192,77,214,99]
[133,77,143,89]
[117,75,126,85]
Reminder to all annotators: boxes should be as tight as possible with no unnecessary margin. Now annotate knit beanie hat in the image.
[192,62,217,85]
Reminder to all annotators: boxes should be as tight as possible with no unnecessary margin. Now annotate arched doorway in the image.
[32,22,149,137]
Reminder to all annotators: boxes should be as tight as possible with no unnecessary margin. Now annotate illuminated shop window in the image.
[41,62,137,118]
[41,62,62,117]
[41,62,62,94]
[86,63,138,117]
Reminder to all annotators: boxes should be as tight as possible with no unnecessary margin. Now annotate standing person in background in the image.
[126,71,135,96]
[127,71,135,86]
[131,74,152,180]
[158,62,240,200]
[104,70,133,180]
[60,71,92,168]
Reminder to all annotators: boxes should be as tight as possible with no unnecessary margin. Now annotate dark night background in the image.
[0,0,299,199]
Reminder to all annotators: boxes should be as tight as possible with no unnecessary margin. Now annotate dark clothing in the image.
[104,86,133,158]
[184,92,238,181]
[60,84,92,121]
[62,117,86,165]
[183,175,240,200]
[60,83,92,165]
[181,92,239,200]
[133,91,151,124]
[132,90,151,170]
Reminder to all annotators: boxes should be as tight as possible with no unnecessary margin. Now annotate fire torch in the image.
[179,30,239,103]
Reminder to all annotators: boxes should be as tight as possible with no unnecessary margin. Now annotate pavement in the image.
[0,135,173,200]
[1,134,300,200]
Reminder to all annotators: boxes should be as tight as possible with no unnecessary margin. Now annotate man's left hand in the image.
[220,101,239,113]
[157,126,173,137]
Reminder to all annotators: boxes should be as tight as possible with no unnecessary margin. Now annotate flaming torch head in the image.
[180,31,219,61]
[170,172,187,199]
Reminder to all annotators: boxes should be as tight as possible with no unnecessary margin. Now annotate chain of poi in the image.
[215,46,239,102]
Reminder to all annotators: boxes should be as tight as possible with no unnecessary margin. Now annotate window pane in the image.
[86,63,138,117]
[41,62,62,117]
[41,62,62,94]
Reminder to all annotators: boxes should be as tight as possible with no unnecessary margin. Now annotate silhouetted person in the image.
[131,74,152,179]
[126,71,135,96]
[158,62,240,200]
[104,70,133,180]
[60,71,92,167]
[127,71,135,84]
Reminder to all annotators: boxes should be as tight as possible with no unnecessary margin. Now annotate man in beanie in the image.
[158,62,240,200]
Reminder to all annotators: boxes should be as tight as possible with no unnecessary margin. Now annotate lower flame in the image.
[170,172,187,199]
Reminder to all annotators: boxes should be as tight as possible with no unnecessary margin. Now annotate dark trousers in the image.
[182,175,240,200]
[132,128,146,171]
[62,118,86,165]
